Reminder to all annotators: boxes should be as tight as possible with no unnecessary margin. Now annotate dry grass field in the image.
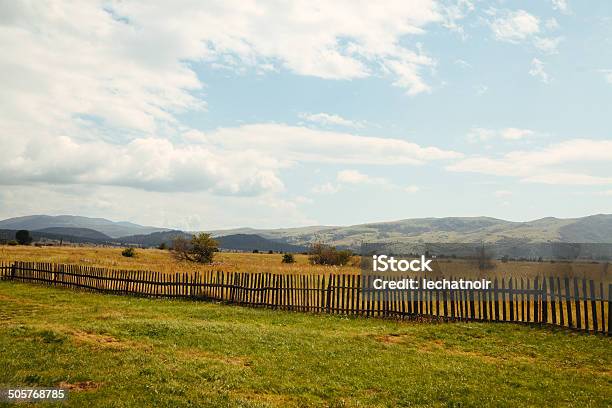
[0,245,607,281]
[0,245,360,275]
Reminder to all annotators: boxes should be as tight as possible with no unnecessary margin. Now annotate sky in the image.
[0,0,611,231]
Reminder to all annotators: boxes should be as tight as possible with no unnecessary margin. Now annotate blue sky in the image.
[0,0,610,230]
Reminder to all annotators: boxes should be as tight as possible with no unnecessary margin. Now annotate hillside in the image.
[34,227,112,241]
[0,229,109,245]
[117,231,191,247]
[215,234,307,253]
[2,214,611,250]
[209,215,612,248]
[0,215,169,238]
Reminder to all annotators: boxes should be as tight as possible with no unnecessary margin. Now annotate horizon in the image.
[2,212,611,233]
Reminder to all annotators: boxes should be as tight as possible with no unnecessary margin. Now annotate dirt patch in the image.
[417,340,534,364]
[58,381,101,392]
[71,331,128,349]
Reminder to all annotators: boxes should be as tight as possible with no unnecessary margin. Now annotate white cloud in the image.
[0,135,285,196]
[448,139,612,185]
[467,127,535,143]
[0,122,459,195]
[551,0,570,15]
[196,124,462,165]
[534,36,562,54]
[336,170,420,193]
[337,170,388,185]
[299,112,364,129]
[0,0,462,200]
[529,58,550,83]
[112,0,448,95]
[312,170,419,194]
[488,9,560,53]
[490,10,540,43]
[500,128,535,140]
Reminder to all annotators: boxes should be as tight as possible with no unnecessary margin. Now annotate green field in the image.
[0,281,610,407]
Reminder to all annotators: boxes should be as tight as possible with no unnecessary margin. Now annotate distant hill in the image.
[215,234,307,253]
[0,229,108,245]
[117,231,191,247]
[0,215,169,238]
[209,215,612,249]
[117,232,307,252]
[2,214,611,252]
[34,227,112,241]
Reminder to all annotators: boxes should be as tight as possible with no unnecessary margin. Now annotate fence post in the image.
[541,278,548,324]
[11,262,17,280]
[326,274,333,314]
[607,283,611,336]
[590,280,598,332]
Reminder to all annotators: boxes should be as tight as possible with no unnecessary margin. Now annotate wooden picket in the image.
[0,261,609,335]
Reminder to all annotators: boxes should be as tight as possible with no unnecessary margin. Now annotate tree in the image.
[308,243,353,266]
[172,233,218,264]
[122,247,136,257]
[158,242,167,250]
[282,253,295,264]
[15,230,32,245]
[476,243,495,270]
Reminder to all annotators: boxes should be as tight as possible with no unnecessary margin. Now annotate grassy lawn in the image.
[0,281,610,407]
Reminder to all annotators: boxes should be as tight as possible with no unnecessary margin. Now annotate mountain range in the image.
[208,214,612,247]
[1,214,611,252]
[0,215,169,238]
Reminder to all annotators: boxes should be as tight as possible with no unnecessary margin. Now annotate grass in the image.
[1,281,611,407]
[0,246,360,275]
[1,245,606,280]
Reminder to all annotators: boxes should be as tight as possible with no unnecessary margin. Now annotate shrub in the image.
[268,250,274,254]
[7,240,18,246]
[308,243,353,266]
[122,247,136,257]
[15,230,32,245]
[158,242,167,250]
[172,233,218,264]
[282,253,295,264]
[252,249,259,254]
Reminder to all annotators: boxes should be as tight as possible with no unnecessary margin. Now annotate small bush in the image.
[308,243,353,266]
[268,250,274,254]
[7,240,18,246]
[122,247,136,257]
[282,253,295,264]
[158,242,167,250]
[252,249,259,253]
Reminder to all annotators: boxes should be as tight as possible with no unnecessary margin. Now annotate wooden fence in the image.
[1,261,610,335]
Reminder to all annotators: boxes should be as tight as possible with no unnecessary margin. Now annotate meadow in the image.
[0,245,607,280]
[1,281,610,407]
[0,245,357,275]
